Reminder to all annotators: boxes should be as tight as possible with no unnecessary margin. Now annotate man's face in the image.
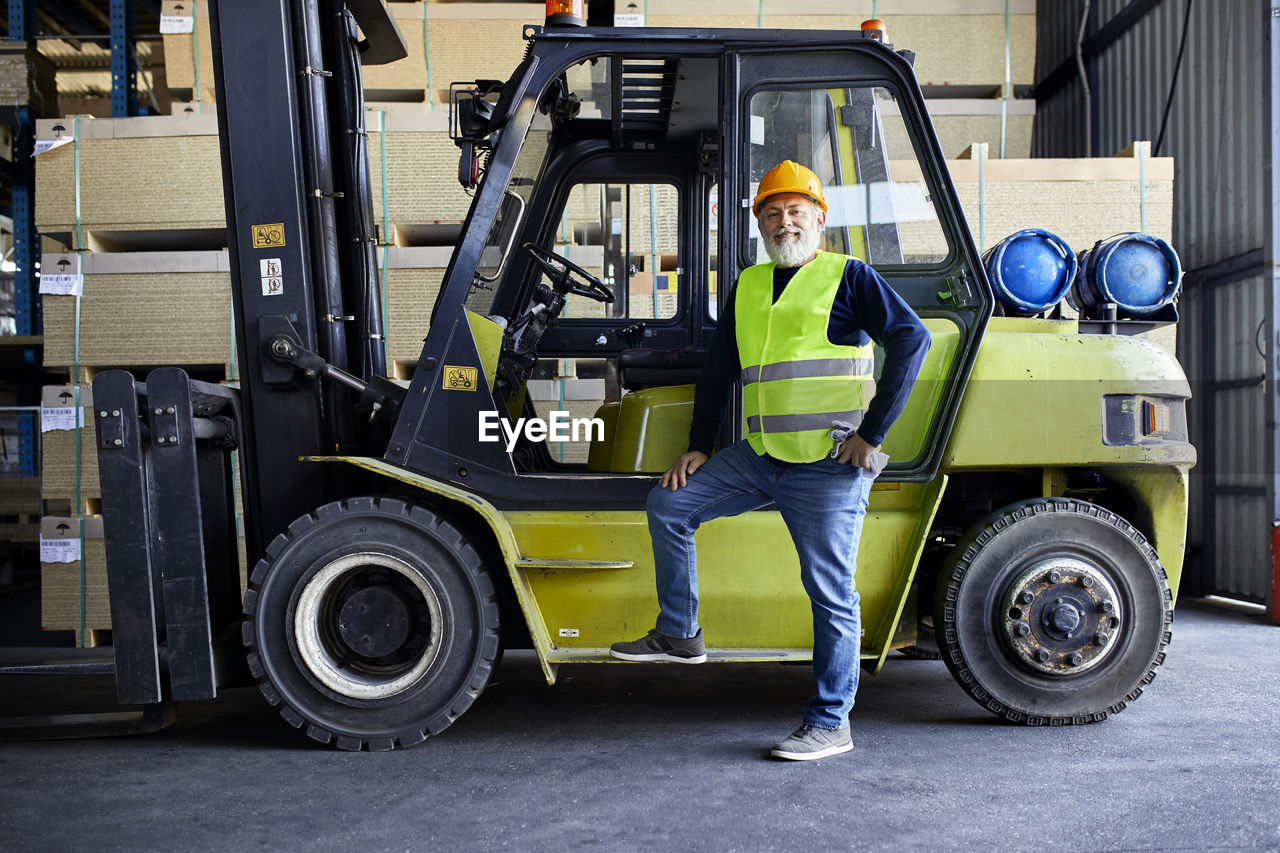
[758,193,826,268]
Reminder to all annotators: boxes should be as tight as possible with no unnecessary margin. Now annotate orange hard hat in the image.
[752,160,827,215]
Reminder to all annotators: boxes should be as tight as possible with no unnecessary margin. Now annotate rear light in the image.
[546,0,586,27]
[1142,400,1171,437]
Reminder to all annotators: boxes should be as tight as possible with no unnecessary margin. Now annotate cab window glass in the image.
[709,183,721,320]
[746,86,952,269]
[555,181,680,321]
[466,118,551,317]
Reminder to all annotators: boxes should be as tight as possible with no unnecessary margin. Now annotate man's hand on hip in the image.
[835,433,879,471]
[661,451,709,491]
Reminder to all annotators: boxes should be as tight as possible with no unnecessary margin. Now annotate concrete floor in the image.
[1,598,1277,851]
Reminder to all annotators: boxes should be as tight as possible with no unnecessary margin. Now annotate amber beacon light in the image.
[861,18,886,42]
[546,0,586,26]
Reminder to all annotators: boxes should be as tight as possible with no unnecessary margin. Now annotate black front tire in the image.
[242,497,500,750]
[934,498,1172,725]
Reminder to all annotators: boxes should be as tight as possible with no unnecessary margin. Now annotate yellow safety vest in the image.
[736,251,875,463]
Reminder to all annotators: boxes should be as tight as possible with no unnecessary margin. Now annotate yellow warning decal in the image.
[442,365,479,391]
[251,223,286,249]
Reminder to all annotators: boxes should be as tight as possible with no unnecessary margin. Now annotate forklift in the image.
[10,0,1193,749]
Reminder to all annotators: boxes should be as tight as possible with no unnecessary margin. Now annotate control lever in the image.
[611,322,647,348]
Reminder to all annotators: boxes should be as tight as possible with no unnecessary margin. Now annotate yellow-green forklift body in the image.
[316,314,1191,680]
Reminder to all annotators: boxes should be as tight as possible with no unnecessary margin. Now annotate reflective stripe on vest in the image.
[735,251,875,463]
[741,357,876,386]
[746,410,865,435]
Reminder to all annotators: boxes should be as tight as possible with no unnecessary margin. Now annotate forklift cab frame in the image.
[386,27,992,505]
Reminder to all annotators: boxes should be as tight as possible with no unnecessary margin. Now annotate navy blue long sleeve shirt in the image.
[688,257,931,456]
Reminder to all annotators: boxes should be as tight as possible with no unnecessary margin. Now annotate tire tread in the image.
[242,496,502,750]
[935,498,1173,726]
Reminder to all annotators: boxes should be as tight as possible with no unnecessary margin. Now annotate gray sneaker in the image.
[610,628,706,663]
[770,723,853,760]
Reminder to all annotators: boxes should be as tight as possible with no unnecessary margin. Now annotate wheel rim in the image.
[1000,557,1125,677]
[292,551,444,701]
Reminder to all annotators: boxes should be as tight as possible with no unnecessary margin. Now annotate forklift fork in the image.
[0,368,247,741]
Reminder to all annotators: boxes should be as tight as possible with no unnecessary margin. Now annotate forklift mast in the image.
[30,0,411,711]
[207,0,406,555]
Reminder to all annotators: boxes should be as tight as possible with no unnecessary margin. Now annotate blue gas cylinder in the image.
[1073,233,1182,317]
[982,229,1077,316]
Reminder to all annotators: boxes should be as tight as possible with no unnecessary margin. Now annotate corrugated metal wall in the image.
[1033,0,1271,606]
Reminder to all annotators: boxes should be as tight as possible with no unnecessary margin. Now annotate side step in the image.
[515,558,635,572]
[546,648,814,664]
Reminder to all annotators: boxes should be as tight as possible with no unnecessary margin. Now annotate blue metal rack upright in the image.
[7,0,40,476]
[110,0,140,117]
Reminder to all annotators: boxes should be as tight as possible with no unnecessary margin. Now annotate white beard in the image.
[763,222,822,268]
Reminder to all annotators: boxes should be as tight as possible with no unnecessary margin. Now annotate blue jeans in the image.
[646,439,874,730]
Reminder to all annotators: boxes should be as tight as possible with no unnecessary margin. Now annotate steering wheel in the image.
[522,242,615,303]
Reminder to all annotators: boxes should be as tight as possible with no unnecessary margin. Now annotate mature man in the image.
[610,160,931,760]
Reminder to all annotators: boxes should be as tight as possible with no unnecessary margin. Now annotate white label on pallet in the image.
[160,15,195,34]
[260,258,284,296]
[40,536,82,564]
[33,136,74,156]
[39,273,83,296]
[40,406,84,432]
[613,13,644,26]
[40,254,83,296]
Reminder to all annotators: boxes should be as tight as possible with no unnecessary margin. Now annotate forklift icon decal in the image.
[251,223,286,249]
[443,366,478,391]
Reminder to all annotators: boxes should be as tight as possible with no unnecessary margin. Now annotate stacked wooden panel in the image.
[39,251,235,374]
[884,99,1036,161]
[39,515,109,646]
[158,1,1035,154]
[369,112,474,230]
[950,143,1174,258]
[0,41,58,115]
[34,113,472,248]
[39,385,98,512]
[33,114,224,249]
[162,0,544,108]
[163,1,1034,102]
[645,0,1035,90]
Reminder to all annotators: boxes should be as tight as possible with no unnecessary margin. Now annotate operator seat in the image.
[616,346,707,391]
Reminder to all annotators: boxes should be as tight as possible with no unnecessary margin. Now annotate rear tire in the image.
[242,497,500,750]
[933,498,1172,725]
